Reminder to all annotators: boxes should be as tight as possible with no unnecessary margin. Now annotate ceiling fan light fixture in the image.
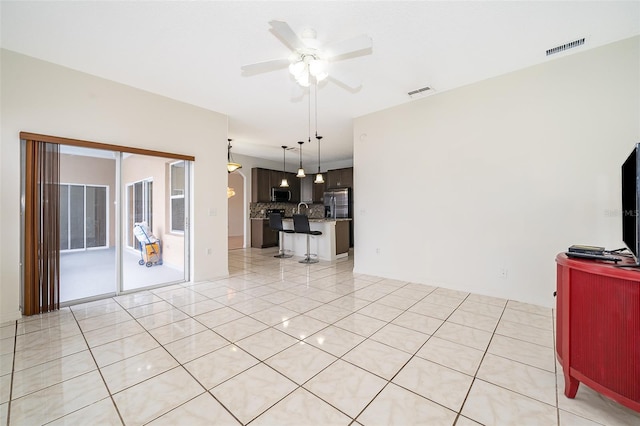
[308,58,328,81]
[296,71,310,87]
[289,60,306,77]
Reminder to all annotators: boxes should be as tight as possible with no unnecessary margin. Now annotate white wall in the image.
[0,49,229,322]
[353,36,640,308]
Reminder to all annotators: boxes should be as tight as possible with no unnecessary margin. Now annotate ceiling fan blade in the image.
[269,20,306,51]
[241,58,290,76]
[324,34,372,60]
[328,69,362,91]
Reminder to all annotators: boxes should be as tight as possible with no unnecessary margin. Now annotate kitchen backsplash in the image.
[250,202,325,219]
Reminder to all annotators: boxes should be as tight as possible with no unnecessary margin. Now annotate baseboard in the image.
[1,309,22,324]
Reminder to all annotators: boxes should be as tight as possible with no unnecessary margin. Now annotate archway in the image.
[227,171,244,249]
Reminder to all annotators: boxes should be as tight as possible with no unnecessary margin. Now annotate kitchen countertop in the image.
[285,217,352,222]
[251,217,351,222]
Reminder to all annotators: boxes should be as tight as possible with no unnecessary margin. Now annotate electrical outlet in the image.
[376,248,381,255]
[206,248,212,255]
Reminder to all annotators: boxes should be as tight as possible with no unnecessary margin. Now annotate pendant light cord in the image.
[308,86,312,145]
[315,83,321,170]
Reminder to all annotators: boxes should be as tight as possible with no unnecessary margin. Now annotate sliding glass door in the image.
[55,146,190,303]
[60,184,108,251]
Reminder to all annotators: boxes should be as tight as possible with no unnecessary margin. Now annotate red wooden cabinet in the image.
[556,253,640,412]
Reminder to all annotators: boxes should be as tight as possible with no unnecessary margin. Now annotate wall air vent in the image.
[408,86,433,98]
[546,38,585,56]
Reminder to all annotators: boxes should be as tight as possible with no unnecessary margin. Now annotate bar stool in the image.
[269,212,294,258]
[293,214,322,264]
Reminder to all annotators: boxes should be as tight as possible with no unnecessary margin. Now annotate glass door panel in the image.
[59,147,116,303]
[122,154,188,292]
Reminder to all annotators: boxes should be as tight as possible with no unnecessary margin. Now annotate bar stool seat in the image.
[269,212,294,258]
[293,214,322,264]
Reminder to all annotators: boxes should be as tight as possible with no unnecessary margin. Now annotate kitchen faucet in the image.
[297,202,308,215]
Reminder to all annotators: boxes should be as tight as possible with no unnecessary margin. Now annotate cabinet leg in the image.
[564,372,579,398]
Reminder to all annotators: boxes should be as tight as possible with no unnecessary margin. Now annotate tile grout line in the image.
[69,305,126,425]
[6,320,18,426]
[451,293,507,425]
[350,288,467,424]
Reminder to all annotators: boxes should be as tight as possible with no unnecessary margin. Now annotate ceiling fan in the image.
[241,20,372,90]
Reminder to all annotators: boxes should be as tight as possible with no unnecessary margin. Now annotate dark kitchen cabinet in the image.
[312,178,326,203]
[326,167,353,188]
[252,167,301,203]
[251,219,278,248]
[288,174,301,203]
[335,220,350,254]
[251,168,273,202]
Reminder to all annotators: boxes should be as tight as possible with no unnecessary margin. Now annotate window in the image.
[60,183,108,250]
[170,161,185,232]
[126,178,153,249]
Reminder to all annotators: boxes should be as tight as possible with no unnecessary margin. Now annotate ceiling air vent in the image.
[546,38,585,56]
[408,86,433,99]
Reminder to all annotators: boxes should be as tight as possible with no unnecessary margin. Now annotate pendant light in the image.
[313,83,325,184]
[296,141,306,178]
[314,134,324,184]
[226,139,242,173]
[280,145,289,188]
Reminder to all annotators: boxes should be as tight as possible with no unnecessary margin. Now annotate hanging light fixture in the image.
[280,146,289,187]
[296,141,306,178]
[314,134,324,184]
[314,83,325,184]
[227,139,242,173]
[288,53,328,88]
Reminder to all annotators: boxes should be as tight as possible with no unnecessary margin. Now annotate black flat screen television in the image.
[621,143,640,263]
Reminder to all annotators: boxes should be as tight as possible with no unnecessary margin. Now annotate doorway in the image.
[51,145,190,303]
[227,171,244,249]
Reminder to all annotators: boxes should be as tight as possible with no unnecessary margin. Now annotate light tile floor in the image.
[2,247,640,425]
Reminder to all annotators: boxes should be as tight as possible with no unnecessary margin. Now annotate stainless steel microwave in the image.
[271,187,291,202]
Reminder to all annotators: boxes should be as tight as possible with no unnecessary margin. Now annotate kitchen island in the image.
[281,218,351,262]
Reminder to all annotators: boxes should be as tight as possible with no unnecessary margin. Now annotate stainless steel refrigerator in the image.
[324,188,353,246]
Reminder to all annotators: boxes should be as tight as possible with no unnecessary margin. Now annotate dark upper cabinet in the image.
[251,168,272,202]
[289,174,301,203]
[312,177,326,203]
[271,169,285,189]
[326,167,353,188]
[251,167,301,203]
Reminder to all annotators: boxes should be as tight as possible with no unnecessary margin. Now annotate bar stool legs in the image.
[274,231,293,258]
[292,214,322,264]
[299,234,319,264]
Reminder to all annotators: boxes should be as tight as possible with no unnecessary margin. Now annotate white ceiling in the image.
[2,1,639,165]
